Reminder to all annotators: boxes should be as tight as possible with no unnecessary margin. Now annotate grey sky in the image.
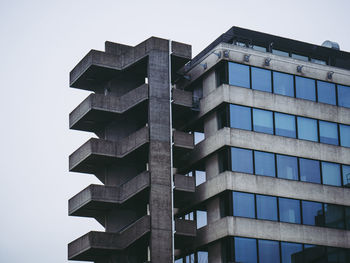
[0,0,349,262]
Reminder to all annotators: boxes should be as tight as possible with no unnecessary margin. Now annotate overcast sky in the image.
[1,0,349,262]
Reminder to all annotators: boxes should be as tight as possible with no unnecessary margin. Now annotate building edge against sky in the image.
[67,26,350,262]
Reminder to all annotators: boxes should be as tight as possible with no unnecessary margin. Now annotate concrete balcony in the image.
[173,130,194,167]
[173,174,195,208]
[69,126,149,174]
[174,218,196,249]
[70,84,148,133]
[172,88,199,129]
[68,215,150,261]
[69,172,150,218]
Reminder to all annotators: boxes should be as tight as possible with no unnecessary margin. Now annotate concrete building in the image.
[68,27,350,263]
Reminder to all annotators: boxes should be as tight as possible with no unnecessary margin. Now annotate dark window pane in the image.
[324,204,345,229]
[256,195,278,221]
[303,245,327,263]
[273,72,294,97]
[258,239,280,263]
[345,207,350,230]
[343,165,350,187]
[340,124,350,147]
[234,237,257,263]
[319,121,338,145]
[302,201,323,226]
[297,117,318,142]
[299,158,321,184]
[233,192,255,218]
[197,251,208,263]
[317,81,336,105]
[251,67,272,92]
[272,49,289,57]
[338,85,350,108]
[277,155,298,180]
[321,162,341,186]
[292,53,308,62]
[327,247,347,263]
[253,109,273,134]
[254,151,275,177]
[228,62,250,88]
[279,198,301,224]
[231,147,253,174]
[275,112,296,138]
[230,104,252,131]
[281,242,303,263]
[296,76,316,101]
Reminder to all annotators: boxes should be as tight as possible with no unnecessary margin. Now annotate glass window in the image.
[324,204,345,229]
[253,109,273,134]
[273,72,294,97]
[321,162,341,186]
[196,210,207,229]
[175,258,183,263]
[279,198,301,224]
[317,81,336,105]
[295,76,316,101]
[345,207,350,230]
[303,245,327,262]
[197,251,208,263]
[256,195,278,221]
[272,49,289,57]
[319,121,338,145]
[195,170,206,186]
[277,155,298,180]
[281,242,303,263]
[194,132,204,145]
[258,239,280,263]
[292,53,309,62]
[230,104,252,131]
[228,62,250,88]
[311,58,327,65]
[231,147,253,174]
[233,192,255,218]
[299,158,321,184]
[297,117,318,142]
[186,254,195,263]
[254,151,276,177]
[234,237,257,263]
[252,45,266,52]
[275,112,296,138]
[340,124,350,147]
[326,247,347,263]
[343,165,350,187]
[251,67,272,92]
[302,201,323,226]
[338,85,350,108]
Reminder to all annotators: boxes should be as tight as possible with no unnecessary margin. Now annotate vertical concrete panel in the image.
[202,71,216,97]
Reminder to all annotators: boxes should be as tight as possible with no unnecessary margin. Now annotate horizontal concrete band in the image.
[173,130,194,149]
[199,84,350,125]
[185,43,350,88]
[172,88,193,108]
[68,215,151,260]
[69,172,150,216]
[196,216,350,249]
[175,218,197,237]
[181,127,350,172]
[188,171,350,209]
[69,84,149,129]
[174,174,195,193]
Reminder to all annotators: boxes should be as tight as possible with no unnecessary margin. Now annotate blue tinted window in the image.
[338,85,350,108]
[195,170,206,186]
[228,62,250,88]
[321,162,341,186]
[233,192,255,218]
[196,210,207,229]
[197,251,208,263]
[281,242,303,263]
[235,237,257,263]
[297,117,318,142]
[186,254,194,263]
[273,72,294,97]
[277,155,298,180]
[299,158,321,184]
[340,124,350,147]
[253,109,273,134]
[254,151,275,177]
[231,147,253,174]
[230,104,252,131]
[251,67,272,92]
[302,201,323,226]
[258,240,280,263]
[296,76,316,101]
[319,121,338,145]
[317,81,336,105]
[324,204,345,229]
[275,113,296,138]
[343,165,350,187]
[279,198,301,224]
[256,195,278,221]
[292,53,309,61]
[272,49,289,57]
[175,258,183,263]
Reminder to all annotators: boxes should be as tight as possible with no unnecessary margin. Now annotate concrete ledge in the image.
[196,216,350,249]
[174,218,196,250]
[172,88,193,108]
[68,215,150,261]
[69,172,150,217]
[174,174,195,208]
[69,126,149,173]
[70,84,149,132]
[173,130,194,150]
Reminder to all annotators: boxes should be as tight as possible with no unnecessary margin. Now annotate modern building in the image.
[68,27,350,263]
